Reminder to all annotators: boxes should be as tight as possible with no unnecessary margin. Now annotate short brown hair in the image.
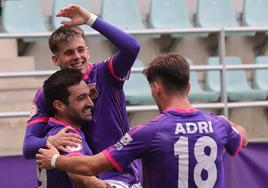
[48,26,86,54]
[143,53,190,93]
[44,69,83,112]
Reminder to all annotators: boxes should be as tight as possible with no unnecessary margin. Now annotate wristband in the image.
[86,14,97,26]
[51,154,60,168]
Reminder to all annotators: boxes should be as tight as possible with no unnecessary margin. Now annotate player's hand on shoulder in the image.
[56,4,91,26]
[46,126,82,153]
[36,143,59,169]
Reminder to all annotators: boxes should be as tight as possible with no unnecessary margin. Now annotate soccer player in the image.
[36,54,247,188]
[23,4,142,188]
[41,69,110,188]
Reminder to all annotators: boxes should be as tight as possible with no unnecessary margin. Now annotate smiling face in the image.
[52,36,89,75]
[64,80,94,125]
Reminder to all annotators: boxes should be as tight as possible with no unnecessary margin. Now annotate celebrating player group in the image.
[23,4,247,188]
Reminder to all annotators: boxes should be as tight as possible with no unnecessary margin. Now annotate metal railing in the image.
[1,26,268,120]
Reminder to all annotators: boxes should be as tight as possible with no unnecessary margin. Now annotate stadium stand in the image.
[124,59,154,105]
[0,39,18,58]
[2,0,48,33]
[147,0,207,52]
[242,0,268,53]
[101,0,144,30]
[197,0,238,28]
[148,0,192,38]
[0,56,44,157]
[253,56,268,92]
[51,0,92,31]
[205,56,267,101]
[187,59,220,102]
[242,0,268,27]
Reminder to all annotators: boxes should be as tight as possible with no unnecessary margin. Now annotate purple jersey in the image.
[38,118,92,188]
[23,17,142,185]
[104,108,243,188]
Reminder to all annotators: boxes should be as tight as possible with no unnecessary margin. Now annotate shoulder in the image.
[147,113,169,125]
[85,58,111,78]
[33,87,45,102]
[28,87,51,120]
[128,115,166,138]
[214,115,232,128]
[46,122,63,135]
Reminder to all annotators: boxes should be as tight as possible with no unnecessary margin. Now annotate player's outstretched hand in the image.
[36,143,59,169]
[57,4,91,26]
[46,126,82,153]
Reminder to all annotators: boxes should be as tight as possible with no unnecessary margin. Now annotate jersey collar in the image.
[48,117,81,131]
[164,107,198,113]
[83,63,93,81]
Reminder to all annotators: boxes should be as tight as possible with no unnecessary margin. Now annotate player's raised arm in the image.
[56,4,140,81]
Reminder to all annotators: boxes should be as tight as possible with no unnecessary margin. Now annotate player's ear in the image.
[53,100,66,112]
[52,54,60,67]
[187,83,191,94]
[152,81,161,95]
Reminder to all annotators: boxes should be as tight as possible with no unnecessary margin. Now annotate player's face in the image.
[52,36,89,75]
[65,80,94,124]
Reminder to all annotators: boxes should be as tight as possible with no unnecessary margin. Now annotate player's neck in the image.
[161,95,192,112]
[54,114,81,129]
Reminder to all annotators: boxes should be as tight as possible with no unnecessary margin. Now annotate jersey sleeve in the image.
[23,122,48,159]
[92,17,140,82]
[27,87,52,125]
[219,117,243,156]
[23,88,53,159]
[103,125,151,171]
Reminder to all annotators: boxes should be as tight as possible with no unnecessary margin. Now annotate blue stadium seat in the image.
[149,0,193,38]
[2,0,48,33]
[253,56,268,93]
[205,56,267,101]
[124,60,154,105]
[149,0,191,29]
[197,0,237,27]
[101,0,144,30]
[243,0,268,27]
[187,59,220,102]
[52,0,92,31]
[243,0,268,35]
[196,0,245,36]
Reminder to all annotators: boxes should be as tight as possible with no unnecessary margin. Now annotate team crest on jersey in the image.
[65,144,82,152]
[115,133,133,150]
[29,103,38,119]
[88,83,99,100]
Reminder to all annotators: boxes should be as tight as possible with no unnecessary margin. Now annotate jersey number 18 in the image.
[174,136,217,188]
